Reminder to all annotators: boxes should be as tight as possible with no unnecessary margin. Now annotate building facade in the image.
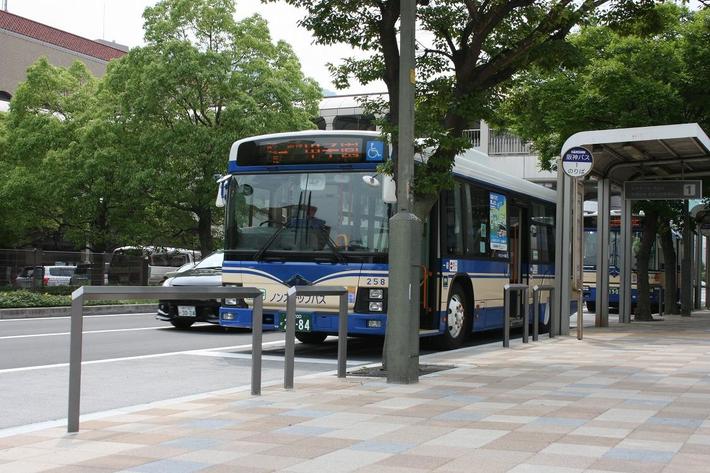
[0,9,127,101]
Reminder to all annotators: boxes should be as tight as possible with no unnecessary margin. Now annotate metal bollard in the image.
[67,286,263,433]
[284,286,349,389]
[650,283,664,317]
[503,284,528,348]
[532,285,555,342]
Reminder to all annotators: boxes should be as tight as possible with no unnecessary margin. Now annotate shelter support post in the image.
[620,190,633,323]
[596,179,611,327]
[553,169,572,336]
[705,235,710,310]
[693,229,703,310]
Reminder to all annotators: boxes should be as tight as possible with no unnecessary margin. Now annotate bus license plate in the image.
[609,288,619,295]
[178,306,197,317]
[278,313,312,332]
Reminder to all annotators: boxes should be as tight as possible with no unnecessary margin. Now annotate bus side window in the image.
[444,183,464,256]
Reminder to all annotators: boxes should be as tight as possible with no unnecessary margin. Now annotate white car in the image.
[14,265,76,288]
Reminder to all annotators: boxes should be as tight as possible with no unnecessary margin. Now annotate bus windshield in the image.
[225,172,390,260]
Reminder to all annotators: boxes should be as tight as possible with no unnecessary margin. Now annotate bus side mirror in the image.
[215,174,232,208]
[382,175,397,204]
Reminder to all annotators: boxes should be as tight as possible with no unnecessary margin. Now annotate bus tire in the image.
[295,332,328,344]
[170,319,195,329]
[586,301,596,313]
[437,284,471,350]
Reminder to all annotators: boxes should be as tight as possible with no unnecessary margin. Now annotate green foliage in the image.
[0,0,321,254]
[0,289,156,308]
[277,0,656,214]
[103,0,322,254]
[500,3,709,170]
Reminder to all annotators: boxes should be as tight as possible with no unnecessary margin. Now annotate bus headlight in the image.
[369,289,384,299]
[369,301,384,312]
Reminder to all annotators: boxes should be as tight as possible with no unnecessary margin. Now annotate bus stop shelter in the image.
[552,123,710,335]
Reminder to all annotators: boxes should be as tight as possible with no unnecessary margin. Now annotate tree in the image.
[501,3,710,318]
[277,0,655,217]
[103,0,322,255]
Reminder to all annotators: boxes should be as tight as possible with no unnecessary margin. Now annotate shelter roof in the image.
[561,123,710,184]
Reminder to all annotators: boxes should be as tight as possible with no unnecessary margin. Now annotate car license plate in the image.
[609,288,619,295]
[178,306,197,317]
[278,313,312,332]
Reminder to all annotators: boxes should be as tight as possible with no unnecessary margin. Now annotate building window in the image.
[333,114,375,131]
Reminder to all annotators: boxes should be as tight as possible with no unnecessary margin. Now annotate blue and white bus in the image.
[218,130,556,348]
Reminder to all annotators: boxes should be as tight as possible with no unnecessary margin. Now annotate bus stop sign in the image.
[624,180,702,200]
[562,147,593,178]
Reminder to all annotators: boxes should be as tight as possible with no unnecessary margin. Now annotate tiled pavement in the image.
[3,312,710,472]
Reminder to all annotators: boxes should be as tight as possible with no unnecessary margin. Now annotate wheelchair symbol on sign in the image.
[366,141,384,161]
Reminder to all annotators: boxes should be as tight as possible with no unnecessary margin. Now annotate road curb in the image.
[0,304,157,319]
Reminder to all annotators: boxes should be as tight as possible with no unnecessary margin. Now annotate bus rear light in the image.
[369,289,384,299]
[43,277,49,286]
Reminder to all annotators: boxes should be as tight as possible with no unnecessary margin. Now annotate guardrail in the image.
[68,286,263,433]
[284,286,348,389]
[532,285,554,341]
[503,284,528,348]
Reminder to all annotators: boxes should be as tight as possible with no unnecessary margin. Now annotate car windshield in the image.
[49,267,75,277]
[225,172,391,260]
[194,251,224,269]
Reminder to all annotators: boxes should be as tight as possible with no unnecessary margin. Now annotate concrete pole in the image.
[705,235,710,310]
[596,179,611,327]
[385,0,421,384]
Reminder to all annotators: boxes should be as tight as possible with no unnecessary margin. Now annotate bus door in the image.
[508,204,525,320]
[419,204,439,331]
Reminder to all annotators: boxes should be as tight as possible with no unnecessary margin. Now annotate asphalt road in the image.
[0,309,595,432]
[0,312,383,431]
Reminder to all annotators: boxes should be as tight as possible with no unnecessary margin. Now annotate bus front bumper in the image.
[219,307,389,336]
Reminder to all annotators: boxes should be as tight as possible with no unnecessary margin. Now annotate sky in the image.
[5,0,384,95]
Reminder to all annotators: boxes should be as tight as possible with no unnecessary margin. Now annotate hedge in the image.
[0,290,156,308]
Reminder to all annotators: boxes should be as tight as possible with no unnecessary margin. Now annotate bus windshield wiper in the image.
[319,226,347,264]
[254,224,289,261]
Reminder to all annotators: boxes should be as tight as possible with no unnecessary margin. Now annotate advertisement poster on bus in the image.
[490,192,508,251]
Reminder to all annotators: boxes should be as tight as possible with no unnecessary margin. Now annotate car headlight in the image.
[224,284,239,305]
[369,288,384,300]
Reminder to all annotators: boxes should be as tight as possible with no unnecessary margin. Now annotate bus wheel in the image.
[586,301,596,313]
[170,319,194,329]
[295,332,328,344]
[438,285,470,350]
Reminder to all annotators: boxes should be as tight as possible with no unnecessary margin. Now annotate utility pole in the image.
[385,0,421,384]
[2,1,7,12]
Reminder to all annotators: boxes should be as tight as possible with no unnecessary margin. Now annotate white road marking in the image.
[0,324,200,340]
[0,312,155,322]
[0,340,286,375]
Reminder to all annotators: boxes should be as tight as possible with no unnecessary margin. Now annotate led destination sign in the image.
[236,135,387,166]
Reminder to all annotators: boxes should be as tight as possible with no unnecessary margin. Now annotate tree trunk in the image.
[635,210,658,321]
[680,203,692,316]
[659,224,678,314]
[197,207,213,257]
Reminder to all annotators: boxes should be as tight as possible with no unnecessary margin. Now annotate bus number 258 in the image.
[366,278,386,286]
